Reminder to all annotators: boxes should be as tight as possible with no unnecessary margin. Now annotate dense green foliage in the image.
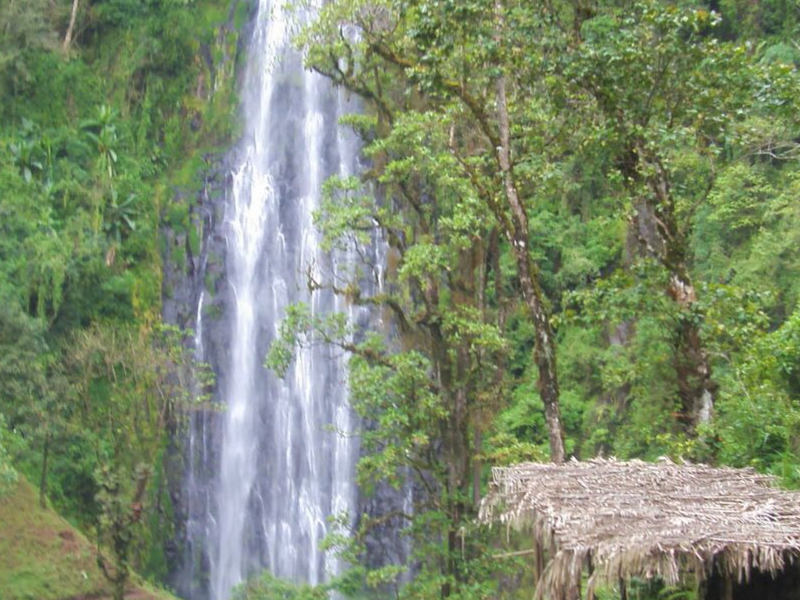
[232,571,328,600]
[0,0,241,596]
[266,0,800,598]
[0,415,18,494]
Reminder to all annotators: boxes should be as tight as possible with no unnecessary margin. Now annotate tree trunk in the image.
[39,433,50,508]
[472,427,482,506]
[668,273,716,429]
[722,576,734,600]
[114,575,126,600]
[629,148,717,431]
[494,62,566,463]
[63,0,80,52]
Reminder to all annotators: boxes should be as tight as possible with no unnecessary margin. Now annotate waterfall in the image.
[179,1,367,598]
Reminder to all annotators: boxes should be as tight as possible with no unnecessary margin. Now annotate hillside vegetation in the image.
[0,0,243,597]
[0,476,178,600]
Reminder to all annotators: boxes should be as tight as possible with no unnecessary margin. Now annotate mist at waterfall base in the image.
[175,1,379,599]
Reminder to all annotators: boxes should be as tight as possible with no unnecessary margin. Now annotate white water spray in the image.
[193,1,364,598]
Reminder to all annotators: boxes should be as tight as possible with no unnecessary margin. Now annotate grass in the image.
[0,476,178,600]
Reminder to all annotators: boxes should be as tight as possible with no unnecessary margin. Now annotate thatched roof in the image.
[479,458,800,598]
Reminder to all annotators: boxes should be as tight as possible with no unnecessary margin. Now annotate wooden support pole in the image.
[535,540,544,583]
[585,553,594,600]
[722,576,733,600]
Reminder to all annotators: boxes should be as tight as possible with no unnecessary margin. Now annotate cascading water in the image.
[179,1,369,598]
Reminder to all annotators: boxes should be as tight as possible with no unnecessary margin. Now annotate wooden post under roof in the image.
[722,576,734,600]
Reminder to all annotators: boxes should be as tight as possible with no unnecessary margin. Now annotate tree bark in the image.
[39,433,50,508]
[668,272,716,428]
[472,427,482,506]
[635,151,716,430]
[722,576,733,600]
[621,139,716,431]
[494,65,566,464]
[63,0,80,52]
[113,574,126,600]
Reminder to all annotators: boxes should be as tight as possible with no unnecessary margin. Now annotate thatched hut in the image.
[479,458,800,600]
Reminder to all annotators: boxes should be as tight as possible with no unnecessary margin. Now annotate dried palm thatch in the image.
[479,458,800,599]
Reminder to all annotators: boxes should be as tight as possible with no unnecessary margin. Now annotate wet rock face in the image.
[359,477,416,573]
[163,163,225,332]
[161,158,234,389]
[162,157,231,600]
